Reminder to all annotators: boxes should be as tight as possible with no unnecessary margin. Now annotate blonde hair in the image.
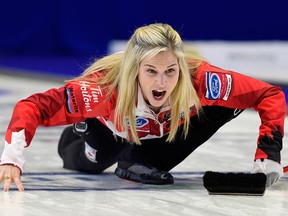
[72,23,203,144]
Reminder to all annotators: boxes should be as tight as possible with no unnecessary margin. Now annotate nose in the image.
[156,73,167,86]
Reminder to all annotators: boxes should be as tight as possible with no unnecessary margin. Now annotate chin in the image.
[150,100,165,107]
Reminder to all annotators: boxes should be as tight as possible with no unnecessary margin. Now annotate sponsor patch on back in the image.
[205,72,232,101]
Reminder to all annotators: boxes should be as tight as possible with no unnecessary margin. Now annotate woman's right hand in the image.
[0,164,24,192]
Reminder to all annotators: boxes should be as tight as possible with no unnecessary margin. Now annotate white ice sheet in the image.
[0,73,288,216]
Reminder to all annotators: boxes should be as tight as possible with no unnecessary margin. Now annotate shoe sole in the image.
[114,167,174,185]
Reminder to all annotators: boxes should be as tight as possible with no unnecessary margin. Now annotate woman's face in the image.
[138,50,179,108]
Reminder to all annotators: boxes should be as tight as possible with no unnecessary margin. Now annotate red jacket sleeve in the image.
[194,62,286,162]
[0,79,115,171]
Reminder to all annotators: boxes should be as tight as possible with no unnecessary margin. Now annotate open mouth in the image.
[152,90,166,100]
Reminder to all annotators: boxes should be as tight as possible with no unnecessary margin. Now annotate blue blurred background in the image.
[0,0,287,78]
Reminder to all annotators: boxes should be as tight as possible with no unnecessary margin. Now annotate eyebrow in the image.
[144,63,178,68]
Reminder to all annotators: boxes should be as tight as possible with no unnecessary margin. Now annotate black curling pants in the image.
[58,106,244,173]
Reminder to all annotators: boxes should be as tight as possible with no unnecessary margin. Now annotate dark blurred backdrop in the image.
[1,0,288,56]
[0,0,287,77]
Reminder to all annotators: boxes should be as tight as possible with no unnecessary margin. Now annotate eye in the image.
[147,68,156,74]
[166,68,176,75]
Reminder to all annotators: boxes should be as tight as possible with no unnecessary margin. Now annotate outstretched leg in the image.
[115,107,244,183]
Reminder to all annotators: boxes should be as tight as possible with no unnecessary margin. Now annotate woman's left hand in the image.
[252,158,284,187]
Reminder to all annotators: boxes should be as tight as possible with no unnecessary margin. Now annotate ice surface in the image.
[0,73,288,216]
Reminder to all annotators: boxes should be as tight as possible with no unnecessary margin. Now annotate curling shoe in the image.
[114,161,174,185]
